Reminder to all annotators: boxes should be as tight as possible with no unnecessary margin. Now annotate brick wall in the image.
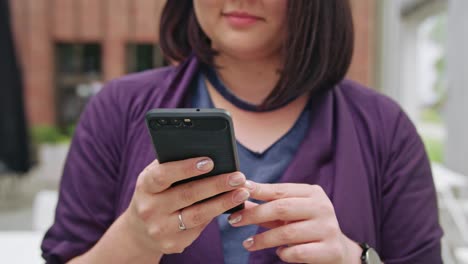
[11,0,55,125]
[350,0,376,87]
[9,0,375,126]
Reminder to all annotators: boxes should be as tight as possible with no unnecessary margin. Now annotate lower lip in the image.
[224,15,260,27]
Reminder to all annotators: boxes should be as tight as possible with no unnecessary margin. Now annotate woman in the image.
[41,1,443,263]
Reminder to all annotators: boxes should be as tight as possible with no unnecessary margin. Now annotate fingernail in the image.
[244,180,255,192]
[233,189,250,203]
[196,159,213,171]
[228,214,242,225]
[228,173,246,187]
[243,237,254,248]
[276,247,284,255]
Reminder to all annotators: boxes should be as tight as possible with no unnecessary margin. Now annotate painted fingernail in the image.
[196,159,213,171]
[233,189,250,203]
[228,214,242,225]
[244,180,255,192]
[243,237,254,248]
[229,173,246,187]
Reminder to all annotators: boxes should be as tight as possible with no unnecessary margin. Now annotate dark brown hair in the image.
[160,1,354,108]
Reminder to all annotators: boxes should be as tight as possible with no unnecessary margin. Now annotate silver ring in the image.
[178,210,187,231]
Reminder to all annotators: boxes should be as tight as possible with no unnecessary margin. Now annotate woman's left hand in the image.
[229,181,362,264]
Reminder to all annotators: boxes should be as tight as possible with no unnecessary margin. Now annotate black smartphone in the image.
[145,108,243,213]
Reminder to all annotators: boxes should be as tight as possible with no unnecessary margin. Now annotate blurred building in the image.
[376,0,468,176]
[9,0,166,127]
[9,0,376,127]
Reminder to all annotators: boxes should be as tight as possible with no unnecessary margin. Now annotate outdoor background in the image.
[0,0,467,263]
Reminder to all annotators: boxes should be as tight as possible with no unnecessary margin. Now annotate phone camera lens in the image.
[157,119,168,125]
[149,119,160,129]
[170,119,182,127]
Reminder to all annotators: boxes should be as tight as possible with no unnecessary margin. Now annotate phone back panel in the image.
[145,109,242,213]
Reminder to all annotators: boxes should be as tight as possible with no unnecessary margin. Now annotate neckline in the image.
[195,70,312,155]
[201,64,300,112]
[236,103,311,156]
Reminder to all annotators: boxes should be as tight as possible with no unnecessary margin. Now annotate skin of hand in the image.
[228,181,363,264]
[123,157,251,255]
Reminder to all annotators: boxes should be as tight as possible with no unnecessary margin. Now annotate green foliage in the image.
[429,14,447,44]
[420,108,443,124]
[433,57,446,97]
[65,124,77,137]
[429,14,448,110]
[422,136,444,163]
[31,125,75,144]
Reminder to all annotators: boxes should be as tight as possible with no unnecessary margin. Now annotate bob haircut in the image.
[159,1,354,108]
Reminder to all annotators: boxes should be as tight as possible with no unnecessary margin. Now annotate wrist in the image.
[341,233,363,264]
[120,210,164,260]
[81,211,163,263]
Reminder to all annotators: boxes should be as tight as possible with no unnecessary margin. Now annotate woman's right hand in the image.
[122,157,250,257]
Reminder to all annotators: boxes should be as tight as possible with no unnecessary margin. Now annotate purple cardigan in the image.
[41,57,443,264]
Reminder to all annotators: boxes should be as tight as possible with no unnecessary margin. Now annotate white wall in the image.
[445,0,468,175]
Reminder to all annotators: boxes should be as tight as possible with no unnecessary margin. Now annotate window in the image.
[127,43,167,73]
[55,43,103,128]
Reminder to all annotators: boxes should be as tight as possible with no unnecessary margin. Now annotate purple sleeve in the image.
[41,82,123,263]
[380,110,443,263]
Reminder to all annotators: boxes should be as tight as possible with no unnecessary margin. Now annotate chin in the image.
[217,39,279,61]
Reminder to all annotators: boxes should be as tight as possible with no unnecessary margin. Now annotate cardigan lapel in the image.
[248,90,336,264]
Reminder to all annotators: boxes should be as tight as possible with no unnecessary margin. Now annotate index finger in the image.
[247,181,324,202]
[229,201,283,229]
[138,157,214,194]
